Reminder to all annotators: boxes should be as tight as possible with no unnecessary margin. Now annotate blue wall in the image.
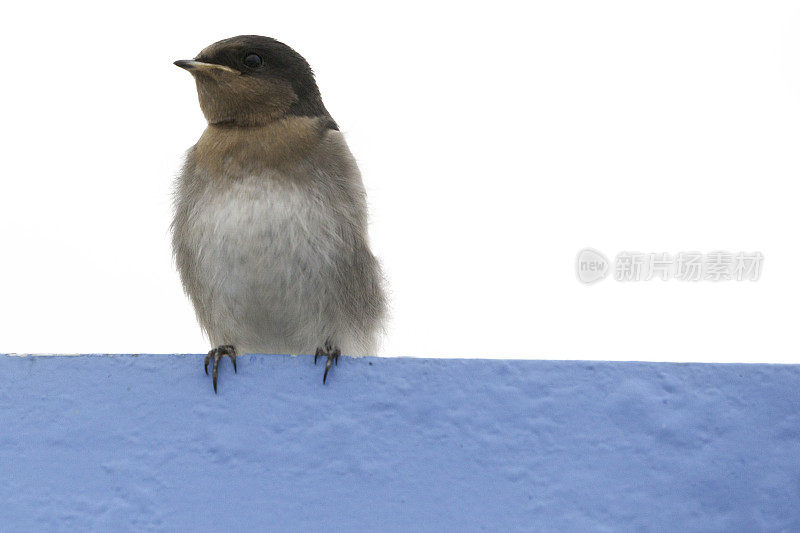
[2,354,799,532]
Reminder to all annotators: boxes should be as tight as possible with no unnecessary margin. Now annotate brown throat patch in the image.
[193,116,327,177]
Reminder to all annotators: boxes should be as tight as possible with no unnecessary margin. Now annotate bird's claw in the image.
[204,345,237,393]
[314,341,340,384]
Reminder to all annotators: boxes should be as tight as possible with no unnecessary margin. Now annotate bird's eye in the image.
[244,54,263,68]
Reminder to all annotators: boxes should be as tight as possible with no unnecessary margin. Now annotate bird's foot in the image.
[314,341,340,384]
[204,345,237,393]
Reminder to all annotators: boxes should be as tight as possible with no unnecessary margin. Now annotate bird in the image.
[171,35,387,392]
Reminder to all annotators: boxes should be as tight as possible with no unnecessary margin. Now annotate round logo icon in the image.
[576,248,609,284]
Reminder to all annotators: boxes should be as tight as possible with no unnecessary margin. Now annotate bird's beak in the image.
[173,60,240,76]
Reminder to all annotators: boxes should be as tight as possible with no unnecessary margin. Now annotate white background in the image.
[1,1,798,362]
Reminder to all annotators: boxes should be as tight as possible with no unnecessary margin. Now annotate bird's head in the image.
[175,35,334,128]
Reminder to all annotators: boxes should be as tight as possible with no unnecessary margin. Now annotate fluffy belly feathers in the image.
[179,175,346,354]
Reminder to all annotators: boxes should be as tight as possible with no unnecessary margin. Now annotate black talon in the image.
[204,345,237,393]
[212,357,219,393]
[317,344,341,384]
[323,357,332,384]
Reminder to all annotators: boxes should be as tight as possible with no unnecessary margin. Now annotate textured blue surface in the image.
[1,355,799,532]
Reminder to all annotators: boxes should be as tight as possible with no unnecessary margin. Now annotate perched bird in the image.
[172,36,386,391]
